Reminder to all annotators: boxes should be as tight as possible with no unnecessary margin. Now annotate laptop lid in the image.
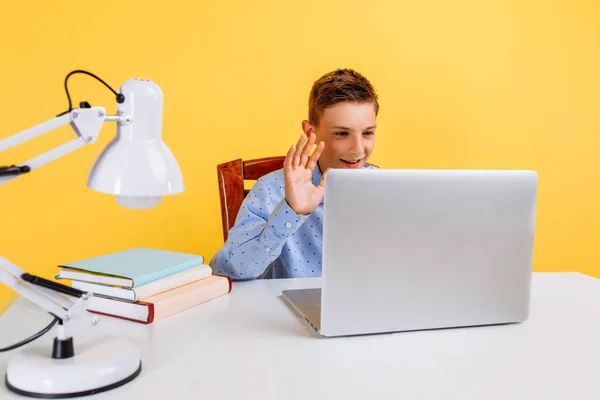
[320,169,538,337]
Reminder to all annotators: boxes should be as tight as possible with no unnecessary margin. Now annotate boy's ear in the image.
[301,120,315,136]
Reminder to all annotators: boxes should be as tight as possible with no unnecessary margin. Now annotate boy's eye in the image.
[363,131,374,136]
[334,131,348,137]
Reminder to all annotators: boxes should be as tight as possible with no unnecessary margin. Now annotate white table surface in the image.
[1,272,599,399]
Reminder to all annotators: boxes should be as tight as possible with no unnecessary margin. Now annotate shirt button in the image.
[285,222,292,228]
[265,247,271,252]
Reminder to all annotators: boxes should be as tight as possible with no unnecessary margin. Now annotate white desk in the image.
[1,272,599,399]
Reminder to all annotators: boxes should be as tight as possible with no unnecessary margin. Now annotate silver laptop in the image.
[282,169,538,337]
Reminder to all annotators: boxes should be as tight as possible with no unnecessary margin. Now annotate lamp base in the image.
[5,338,141,398]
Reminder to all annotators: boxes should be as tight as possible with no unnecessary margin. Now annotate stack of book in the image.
[55,248,231,324]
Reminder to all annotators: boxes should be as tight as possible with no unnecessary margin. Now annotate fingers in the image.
[290,133,320,170]
[300,133,316,166]
[283,144,295,173]
[306,140,325,171]
[292,134,308,168]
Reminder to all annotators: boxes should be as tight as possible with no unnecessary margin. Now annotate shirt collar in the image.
[312,162,323,187]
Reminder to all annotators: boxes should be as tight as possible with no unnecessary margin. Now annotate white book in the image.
[70,264,213,301]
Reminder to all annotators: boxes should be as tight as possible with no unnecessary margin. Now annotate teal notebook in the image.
[56,248,205,288]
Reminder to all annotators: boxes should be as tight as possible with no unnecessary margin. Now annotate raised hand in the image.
[283,133,326,215]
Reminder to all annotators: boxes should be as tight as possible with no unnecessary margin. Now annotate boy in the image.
[210,68,379,280]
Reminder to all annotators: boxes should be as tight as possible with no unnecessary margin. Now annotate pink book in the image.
[86,275,231,324]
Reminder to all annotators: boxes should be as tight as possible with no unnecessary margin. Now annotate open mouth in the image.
[340,158,363,168]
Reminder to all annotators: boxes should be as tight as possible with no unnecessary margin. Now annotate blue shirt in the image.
[209,164,376,280]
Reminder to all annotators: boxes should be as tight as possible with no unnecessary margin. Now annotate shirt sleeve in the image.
[209,178,309,280]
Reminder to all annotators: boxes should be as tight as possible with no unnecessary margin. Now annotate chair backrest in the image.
[217,156,285,242]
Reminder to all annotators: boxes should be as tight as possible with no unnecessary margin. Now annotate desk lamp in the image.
[0,70,184,398]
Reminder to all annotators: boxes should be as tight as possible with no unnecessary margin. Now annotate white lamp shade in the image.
[87,78,184,208]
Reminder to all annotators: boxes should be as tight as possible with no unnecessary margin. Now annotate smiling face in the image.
[303,69,379,172]
[302,101,376,172]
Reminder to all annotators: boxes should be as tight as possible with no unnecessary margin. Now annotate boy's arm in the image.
[210,178,309,280]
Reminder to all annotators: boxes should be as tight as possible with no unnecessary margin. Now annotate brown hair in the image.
[308,68,379,126]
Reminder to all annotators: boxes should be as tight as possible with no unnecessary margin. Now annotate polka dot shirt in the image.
[209,164,376,280]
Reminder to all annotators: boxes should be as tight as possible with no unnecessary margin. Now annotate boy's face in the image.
[302,102,377,173]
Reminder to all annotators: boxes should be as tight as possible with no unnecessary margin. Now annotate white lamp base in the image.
[5,338,141,398]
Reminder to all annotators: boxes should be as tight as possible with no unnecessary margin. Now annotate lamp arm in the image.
[0,107,128,187]
[0,256,101,341]
[0,107,130,336]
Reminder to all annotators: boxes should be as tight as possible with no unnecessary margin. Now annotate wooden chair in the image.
[217,156,285,242]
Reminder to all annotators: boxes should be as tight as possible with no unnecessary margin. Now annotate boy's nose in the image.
[348,137,363,156]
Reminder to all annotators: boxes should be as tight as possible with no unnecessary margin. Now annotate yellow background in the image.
[1,0,599,313]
